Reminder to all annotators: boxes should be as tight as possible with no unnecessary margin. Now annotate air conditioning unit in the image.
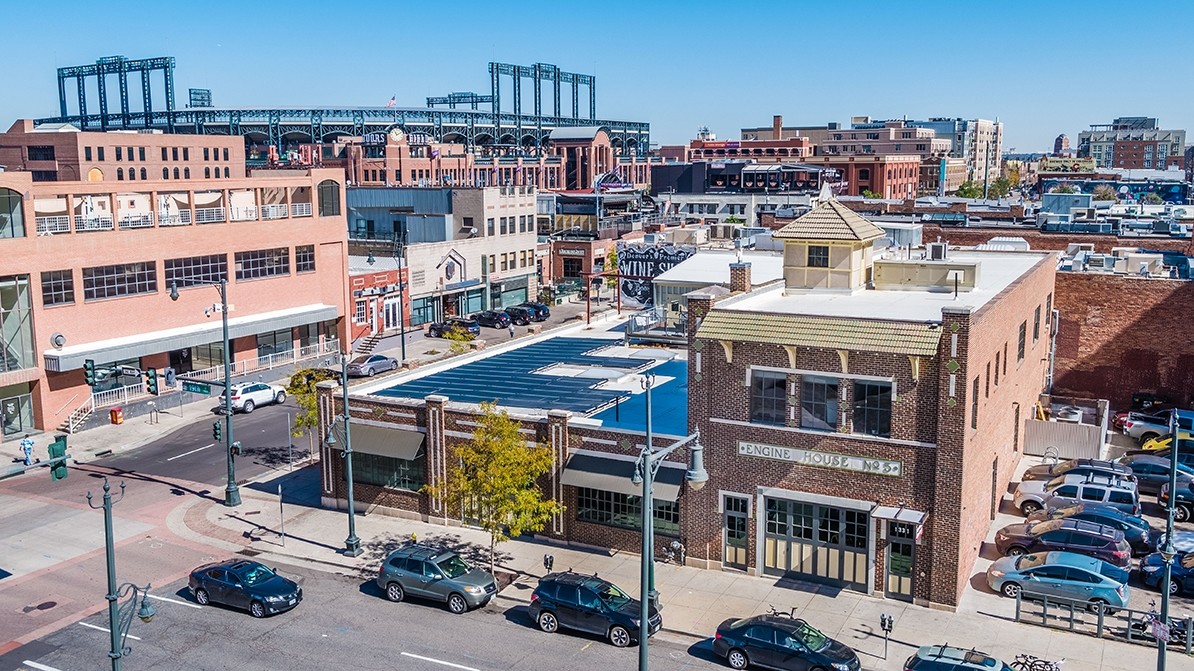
[927,242,948,260]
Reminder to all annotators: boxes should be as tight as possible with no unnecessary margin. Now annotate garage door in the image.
[762,497,869,592]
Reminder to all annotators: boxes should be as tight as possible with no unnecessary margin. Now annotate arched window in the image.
[205,167,211,179]
[140,168,147,180]
[173,167,180,180]
[116,168,124,180]
[0,188,26,238]
[317,179,341,216]
[162,167,169,179]
[223,167,229,178]
[128,168,135,181]
[184,167,190,179]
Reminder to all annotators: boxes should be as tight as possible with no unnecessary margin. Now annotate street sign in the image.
[182,381,212,395]
[118,366,143,378]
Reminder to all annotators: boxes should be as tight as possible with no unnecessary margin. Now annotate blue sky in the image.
[4,0,1192,152]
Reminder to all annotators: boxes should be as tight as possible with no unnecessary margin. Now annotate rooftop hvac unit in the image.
[927,242,948,260]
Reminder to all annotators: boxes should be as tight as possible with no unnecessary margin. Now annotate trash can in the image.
[110,407,124,425]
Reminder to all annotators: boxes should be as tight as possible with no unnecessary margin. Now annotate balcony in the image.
[261,204,288,220]
[158,210,193,227]
[194,207,226,224]
[118,214,154,230]
[74,215,114,232]
[290,202,312,217]
[35,216,70,235]
[230,206,258,222]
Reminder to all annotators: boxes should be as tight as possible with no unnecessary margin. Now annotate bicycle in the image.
[1010,653,1065,671]
[764,604,797,618]
[1130,599,1189,643]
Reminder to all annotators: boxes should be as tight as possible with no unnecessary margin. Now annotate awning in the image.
[43,303,339,371]
[332,423,425,461]
[560,452,686,502]
[870,505,928,525]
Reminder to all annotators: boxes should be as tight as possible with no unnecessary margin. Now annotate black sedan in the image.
[189,560,302,618]
[427,317,480,338]
[471,310,511,328]
[713,614,860,670]
[504,305,535,326]
[1026,502,1159,556]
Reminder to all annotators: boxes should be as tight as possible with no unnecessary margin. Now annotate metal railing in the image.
[74,215,114,232]
[66,381,149,433]
[261,204,288,220]
[157,210,193,226]
[194,207,226,224]
[290,202,312,217]
[118,214,154,230]
[36,215,71,234]
[230,206,258,222]
[1013,588,1194,653]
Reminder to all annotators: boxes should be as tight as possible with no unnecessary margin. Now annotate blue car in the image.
[985,551,1129,611]
[1140,551,1194,595]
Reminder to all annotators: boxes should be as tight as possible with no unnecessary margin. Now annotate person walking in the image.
[508,323,516,339]
[20,433,34,466]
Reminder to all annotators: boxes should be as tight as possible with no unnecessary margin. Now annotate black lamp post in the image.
[1158,410,1181,670]
[87,478,156,671]
[170,279,240,507]
[324,354,362,556]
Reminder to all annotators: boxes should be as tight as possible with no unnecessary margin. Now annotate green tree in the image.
[954,181,983,199]
[723,214,746,225]
[443,328,475,355]
[605,247,619,289]
[287,367,341,454]
[1005,164,1022,186]
[1142,192,1164,205]
[1051,184,1078,194]
[1092,185,1117,201]
[989,177,1013,199]
[861,189,882,200]
[422,402,561,573]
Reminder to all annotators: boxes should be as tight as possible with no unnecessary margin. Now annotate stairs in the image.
[355,334,382,355]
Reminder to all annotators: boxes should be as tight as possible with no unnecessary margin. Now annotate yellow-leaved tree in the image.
[423,402,561,573]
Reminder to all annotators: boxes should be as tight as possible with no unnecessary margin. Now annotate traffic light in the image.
[48,435,68,481]
[146,368,159,395]
[83,359,96,386]
[212,421,222,442]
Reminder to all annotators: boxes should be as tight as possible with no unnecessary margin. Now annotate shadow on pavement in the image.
[77,464,221,504]
[246,464,322,506]
[684,639,718,663]
[352,530,515,581]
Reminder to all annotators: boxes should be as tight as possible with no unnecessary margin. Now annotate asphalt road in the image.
[3,561,726,671]
[98,399,307,486]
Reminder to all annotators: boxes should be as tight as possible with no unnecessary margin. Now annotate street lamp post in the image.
[631,373,708,671]
[170,279,240,506]
[324,354,362,556]
[1158,410,1181,670]
[87,478,156,671]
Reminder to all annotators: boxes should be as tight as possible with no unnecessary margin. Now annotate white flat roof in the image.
[655,251,784,287]
[719,250,1049,322]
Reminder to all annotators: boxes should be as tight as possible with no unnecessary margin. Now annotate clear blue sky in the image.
[4,0,1192,152]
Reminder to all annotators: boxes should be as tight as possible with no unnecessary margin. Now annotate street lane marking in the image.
[167,444,214,461]
[580,642,592,651]
[399,652,479,671]
[146,593,202,609]
[23,662,64,671]
[78,621,141,640]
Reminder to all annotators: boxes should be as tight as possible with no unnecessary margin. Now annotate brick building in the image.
[804,154,921,199]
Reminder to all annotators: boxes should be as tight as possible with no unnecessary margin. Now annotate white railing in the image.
[157,210,193,227]
[261,204,288,220]
[118,214,154,230]
[74,215,114,232]
[36,215,71,234]
[290,202,312,217]
[66,381,149,433]
[183,338,342,385]
[194,207,226,224]
[230,206,258,222]
[66,398,94,434]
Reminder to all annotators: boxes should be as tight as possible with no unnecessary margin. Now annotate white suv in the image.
[221,382,286,414]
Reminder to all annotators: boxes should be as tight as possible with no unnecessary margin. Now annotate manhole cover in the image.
[239,549,261,557]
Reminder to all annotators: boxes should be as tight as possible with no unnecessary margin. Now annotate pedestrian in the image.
[508,323,516,339]
[20,433,34,466]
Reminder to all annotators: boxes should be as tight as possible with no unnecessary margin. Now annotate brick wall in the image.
[919,225,1194,255]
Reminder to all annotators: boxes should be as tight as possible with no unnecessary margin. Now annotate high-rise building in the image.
[1076,117,1186,169]
[1053,134,1070,155]
[852,117,1003,185]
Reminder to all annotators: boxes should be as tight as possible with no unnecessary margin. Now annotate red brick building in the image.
[804,155,921,199]
[347,255,411,341]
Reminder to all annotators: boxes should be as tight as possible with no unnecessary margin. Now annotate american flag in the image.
[385,96,396,109]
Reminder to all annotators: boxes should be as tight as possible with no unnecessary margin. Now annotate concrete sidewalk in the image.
[167,465,1176,671]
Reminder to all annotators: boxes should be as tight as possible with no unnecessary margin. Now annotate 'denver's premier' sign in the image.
[738,441,903,477]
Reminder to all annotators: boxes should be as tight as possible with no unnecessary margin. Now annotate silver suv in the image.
[375,544,497,614]
[1014,473,1139,516]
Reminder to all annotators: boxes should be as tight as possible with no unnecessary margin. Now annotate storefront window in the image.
[0,275,34,372]
[0,384,34,437]
[749,370,786,425]
[575,487,679,537]
[800,376,838,431]
[256,329,293,357]
[853,380,892,438]
[351,452,424,491]
[191,341,224,371]
[410,297,436,326]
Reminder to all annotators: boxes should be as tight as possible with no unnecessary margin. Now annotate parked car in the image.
[985,551,1130,611]
[189,559,302,618]
[712,614,861,671]
[1122,408,1194,444]
[993,518,1131,567]
[375,543,497,614]
[427,317,481,339]
[1159,481,1194,522]
[1113,400,1179,432]
[518,301,551,321]
[1117,452,1194,496]
[1022,458,1133,482]
[219,382,286,414]
[346,354,399,377]
[904,645,1012,671]
[503,305,535,326]
[1014,473,1140,516]
[529,571,659,647]
[1140,551,1194,595]
[1026,503,1160,556]
[1141,442,1194,472]
[471,310,512,328]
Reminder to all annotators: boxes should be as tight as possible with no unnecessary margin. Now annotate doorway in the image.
[884,521,915,601]
[723,494,749,570]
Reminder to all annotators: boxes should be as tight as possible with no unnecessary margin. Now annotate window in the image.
[161,147,168,161]
[183,148,189,161]
[486,218,495,236]
[138,147,145,161]
[800,375,837,430]
[351,451,424,491]
[994,352,1000,386]
[488,255,495,273]
[1079,487,1105,502]
[750,370,787,425]
[184,167,190,179]
[1017,322,1027,362]
[317,180,341,216]
[223,148,229,161]
[82,262,158,300]
[807,245,829,268]
[30,171,57,182]
[162,167,169,179]
[84,146,93,161]
[575,487,680,537]
[27,146,55,161]
[354,300,368,323]
[234,248,290,280]
[204,148,210,161]
[971,376,980,429]
[0,188,25,238]
[1108,491,1135,505]
[295,245,315,272]
[500,253,508,272]
[115,147,123,161]
[1003,343,1008,375]
[165,254,227,287]
[849,380,891,437]
[41,270,74,306]
[205,167,210,179]
[116,168,124,181]
[173,167,180,179]
[140,168,146,180]
[172,147,179,161]
[223,167,229,178]
[128,169,135,181]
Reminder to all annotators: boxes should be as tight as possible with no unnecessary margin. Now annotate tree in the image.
[1142,192,1164,205]
[989,177,1013,199]
[422,403,561,573]
[443,328,475,355]
[1005,164,1022,186]
[1051,184,1078,194]
[605,247,618,289]
[954,181,983,199]
[288,367,341,454]
[861,189,882,200]
[1092,185,1117,201]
